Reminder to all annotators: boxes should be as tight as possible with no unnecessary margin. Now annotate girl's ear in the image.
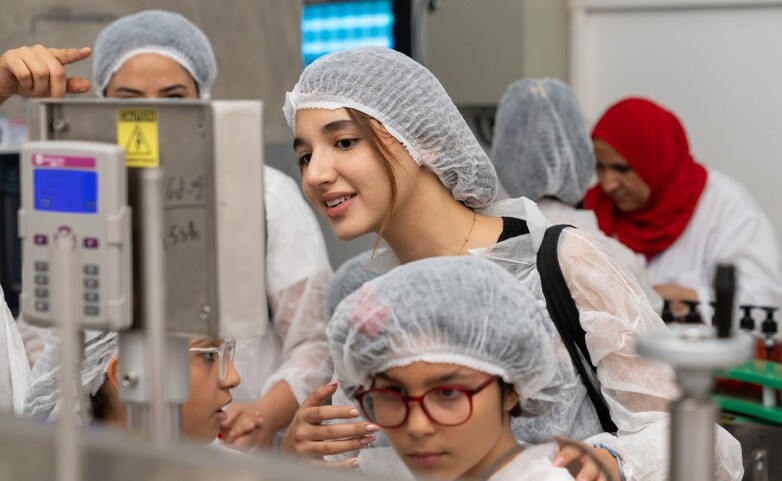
[106,355,120,389]
[503,386,521,416]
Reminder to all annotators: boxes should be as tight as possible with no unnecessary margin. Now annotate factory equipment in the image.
[637,265,754,481]
[16,99,269,480]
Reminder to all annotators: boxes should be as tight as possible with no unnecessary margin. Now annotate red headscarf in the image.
[584,98,707,259]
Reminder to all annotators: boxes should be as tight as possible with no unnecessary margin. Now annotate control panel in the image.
[19,141,132,330]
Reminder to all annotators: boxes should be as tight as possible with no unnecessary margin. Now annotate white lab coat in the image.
[535,198,664,315]
[490,443,573,481]
[230,166,333,405]
[0,285,31,415]
[644,170,782,322]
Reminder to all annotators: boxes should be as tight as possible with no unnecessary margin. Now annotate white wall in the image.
[570,0,782,248]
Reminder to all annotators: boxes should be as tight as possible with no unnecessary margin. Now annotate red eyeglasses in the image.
[353,376,499,428]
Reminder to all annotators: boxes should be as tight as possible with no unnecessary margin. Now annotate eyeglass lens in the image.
[362,388,472,427]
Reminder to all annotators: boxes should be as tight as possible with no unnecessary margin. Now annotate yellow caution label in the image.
[117,109,159,167]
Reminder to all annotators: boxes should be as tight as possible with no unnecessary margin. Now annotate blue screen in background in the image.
[302,0,394,66]
[34,169,98,213]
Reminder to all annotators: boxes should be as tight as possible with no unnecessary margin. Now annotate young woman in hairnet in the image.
[281,47,743,481]
[24,330,240,444]
[490,78,662,315]
[0,10,334,450]
[329,255,588,481]
[585,97,782,320]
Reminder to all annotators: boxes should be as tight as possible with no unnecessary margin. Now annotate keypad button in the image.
[84,305,100,316]
[84,278,99,289]
[34,261,49,272]
[83,238,99,249]
[35,301,49,312]
[84,264,99,275]
[35,288,49,298]
[84,292,99,302]
[35,275,48,285]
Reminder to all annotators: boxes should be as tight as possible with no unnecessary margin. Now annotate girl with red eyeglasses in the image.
[327,256,590,481]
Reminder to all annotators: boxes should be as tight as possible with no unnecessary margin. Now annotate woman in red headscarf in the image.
[585,97,782,319]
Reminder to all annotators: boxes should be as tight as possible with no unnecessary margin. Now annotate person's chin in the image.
[403,453,456,480]
[330,218,374,241]
[407,465,456,481]
[182,427,218,444]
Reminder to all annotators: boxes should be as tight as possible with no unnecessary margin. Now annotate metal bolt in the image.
[51,118,67,132]
[121,373,138,388]
[200,305,211,320]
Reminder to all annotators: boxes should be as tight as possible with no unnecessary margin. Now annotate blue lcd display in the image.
[302,0,394,66]
[34,169,98,213]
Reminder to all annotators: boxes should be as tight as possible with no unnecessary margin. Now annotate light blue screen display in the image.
[34,169,98,213]
[302,0,394,66]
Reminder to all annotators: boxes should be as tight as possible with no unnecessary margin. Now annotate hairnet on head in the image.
[491,78,594,205]
[283,47,498,208]
[24,329,118,422]
[93,10,217,98]
[325,250,380,320]
[328,256,560,416]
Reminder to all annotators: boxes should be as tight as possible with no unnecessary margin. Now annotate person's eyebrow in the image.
[190,338,222,348]
[321,119,356,134]
[112,86,145,96]
[375,369,472,387]
[292,119,357,151]
[158,84,189,94]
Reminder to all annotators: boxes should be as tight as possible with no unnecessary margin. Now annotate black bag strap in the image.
[537,224,618,434]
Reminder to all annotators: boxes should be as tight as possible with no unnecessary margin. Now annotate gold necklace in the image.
[458,211,478,254]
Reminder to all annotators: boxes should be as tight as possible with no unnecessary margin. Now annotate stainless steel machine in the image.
[16,99,269,481]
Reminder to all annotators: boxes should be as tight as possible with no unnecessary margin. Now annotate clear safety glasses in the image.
[189,339,236,381]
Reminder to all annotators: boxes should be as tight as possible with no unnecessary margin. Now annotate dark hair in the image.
[345,108,399,252]
[89,381,115,421]
[500,380,523,417]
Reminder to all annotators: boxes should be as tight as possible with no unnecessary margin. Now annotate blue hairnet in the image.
[328,256,561,416]
[284,47,498,209]
[491,78,594,205]
[92,10,217,98]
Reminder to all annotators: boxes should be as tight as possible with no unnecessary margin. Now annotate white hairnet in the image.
[328,256,561,416]
[325,250,379,320]
[491,78,594,205]
[23,329,117,421]
[93,10,217,98]
[283,47,498,209]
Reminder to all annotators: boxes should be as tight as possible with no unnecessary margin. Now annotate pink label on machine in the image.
[32,153,96,169]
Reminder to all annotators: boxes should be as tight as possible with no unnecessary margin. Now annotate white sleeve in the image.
[587,422,743,481]
[0,286,31,415]
[704,177,782,312]
[559,229,742,481]
[260,167,334,403]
